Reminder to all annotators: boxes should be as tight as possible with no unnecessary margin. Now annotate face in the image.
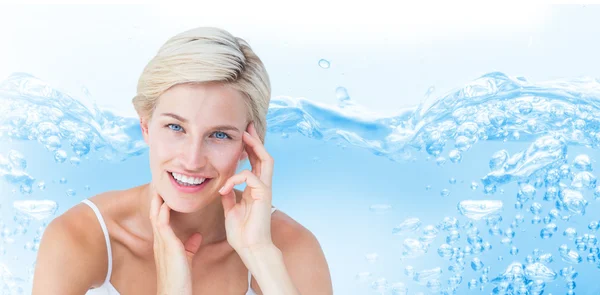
[141,82,249,213]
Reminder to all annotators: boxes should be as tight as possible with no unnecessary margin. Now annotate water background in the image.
[2,3,600,295]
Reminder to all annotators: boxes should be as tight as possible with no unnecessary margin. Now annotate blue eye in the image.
[167,124,183,132]
[213,131,230,139]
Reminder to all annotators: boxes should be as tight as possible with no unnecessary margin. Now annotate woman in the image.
[32,27,333,295]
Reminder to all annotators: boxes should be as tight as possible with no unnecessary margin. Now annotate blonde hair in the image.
[132,27,271,142]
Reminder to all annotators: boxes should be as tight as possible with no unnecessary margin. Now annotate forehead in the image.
[154,82,248,124]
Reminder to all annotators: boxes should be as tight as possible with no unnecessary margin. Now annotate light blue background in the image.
[1,3,600,295]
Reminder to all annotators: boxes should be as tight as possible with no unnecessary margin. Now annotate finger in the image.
[149,192,163,222]
[242,130,273,187]
[219,170,268,200]
[220,189,236,216]
[248,121,259,138]
[244,142,261,177]
[157,202,171,228]
[155,202,179,243]
[247,122,271,173]
[184,233,203,256]
[248,122,263,170]
[243,123,261,177]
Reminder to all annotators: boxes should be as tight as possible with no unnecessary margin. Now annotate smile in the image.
[168,171,211,193]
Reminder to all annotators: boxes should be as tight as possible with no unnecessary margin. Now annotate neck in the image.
[137,183,228,246]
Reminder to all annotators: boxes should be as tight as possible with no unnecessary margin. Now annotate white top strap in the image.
[81,199,113,285]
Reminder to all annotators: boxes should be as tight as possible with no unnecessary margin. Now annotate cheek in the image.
[148,130,178,166]
[151,140,174,159]
[208,144,242,170]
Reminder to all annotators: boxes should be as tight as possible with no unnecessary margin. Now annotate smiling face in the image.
[141,82,249,213]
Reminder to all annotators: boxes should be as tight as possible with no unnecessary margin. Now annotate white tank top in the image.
[81,199,277,295]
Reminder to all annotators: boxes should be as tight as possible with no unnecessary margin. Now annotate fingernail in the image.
[219,186,225,194]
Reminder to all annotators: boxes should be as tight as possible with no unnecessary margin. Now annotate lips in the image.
[169,172,206,186]
[168,171,211,194]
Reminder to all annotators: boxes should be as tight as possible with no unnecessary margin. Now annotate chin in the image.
[162,194,205,213]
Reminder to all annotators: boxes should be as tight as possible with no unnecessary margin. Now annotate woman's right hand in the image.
[150,190,203,295]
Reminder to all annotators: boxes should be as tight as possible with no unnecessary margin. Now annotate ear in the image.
[140,117,150,144]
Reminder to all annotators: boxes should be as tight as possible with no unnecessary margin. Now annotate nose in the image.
[179,139,207,171]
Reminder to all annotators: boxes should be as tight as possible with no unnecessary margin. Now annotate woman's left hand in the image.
[219,122,275,254]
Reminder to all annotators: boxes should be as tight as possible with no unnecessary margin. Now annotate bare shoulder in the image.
[32,192,117,294]
[270,210,333,295]
[270,210,314,246]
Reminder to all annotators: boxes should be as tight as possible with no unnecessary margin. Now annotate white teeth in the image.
[171,172,206,185]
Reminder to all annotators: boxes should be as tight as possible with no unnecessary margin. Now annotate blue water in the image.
[1,72,600,294]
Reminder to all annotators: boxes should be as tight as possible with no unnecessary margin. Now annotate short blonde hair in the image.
[132,27,271,142]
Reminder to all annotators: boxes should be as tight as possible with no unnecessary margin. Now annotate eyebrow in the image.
[160,113,241,132]
[161,113,187,123]
[211,125,241,132]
